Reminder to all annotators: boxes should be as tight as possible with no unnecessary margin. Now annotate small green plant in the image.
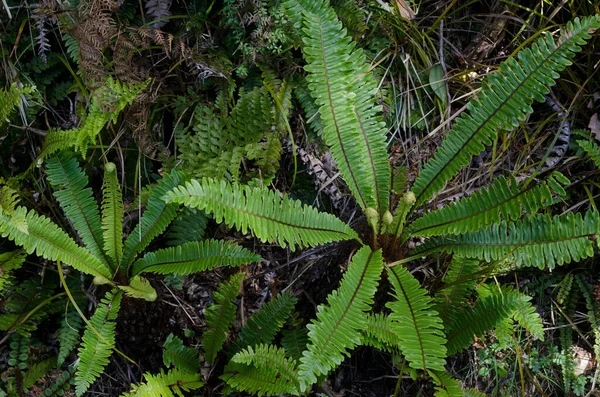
[0,155,262,395]
[161,2,600,394]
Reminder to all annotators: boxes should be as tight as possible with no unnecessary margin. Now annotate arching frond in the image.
[202,273,243,364]
[410,173,568,237]
[101,163,123,269]
[281,327,309,361]
[75,290,123,396]
[434,257,480,323]
[0,206,112,279]
[131,239,261,276]
[121,369,204,397]
[229,291,297,355]
[428,370,464,397]
[162,333,200,373]
[122,170,182,270]
[386,266,447,372]
[222,344,299,396]
[163,178,358,251]
[284,0,391,215]
[361,313,401,354]
[414,211,600,269]
[411,16,600,206]
[46,156,107,265]
[167,207,207,246]
[298,246,382,389]
[57,303,84,366]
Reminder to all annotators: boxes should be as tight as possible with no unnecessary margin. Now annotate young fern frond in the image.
[117,275,157,301]
[410,173,568,237]
[131,239,261,276]
[163,333,200,373]
[414,211,600,269]
[0,206,112,279]
[222,344,299,396]
[122,170,182,271]
[46,156,108,265]
[229,291,297,355]
[445,289,519,355]
[163,178,359,251]
[577,139,600,167]
[0,250,26,293]
[284,0,391,215]
[511,293,544,341]
[57,303,84,366]
[121,368,204,397]
[202,273,243,364]
[298,246,382,389]
[411,15,600,206]
[428,370,464,397]
[361,313,401,354]
[75,290,123,396]
[386,265,447,372]
[101,163,124,269]
[434,257,480,323]
[0,83,34,126]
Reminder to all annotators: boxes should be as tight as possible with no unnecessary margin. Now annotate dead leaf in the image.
[589,113,600,141]
[394,0,416,20]
[572,346,595,376]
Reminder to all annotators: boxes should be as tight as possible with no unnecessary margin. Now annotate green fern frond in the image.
[163,333,200,373]
[294,79,323,137]
[118,276,157,302]
[577,139,600,167]
[22,357,57,391]
[202,273,243,364]
[230,291,297,355]
[167,208,208,246]
[512,293,544,341]
[0,185,22,215]
[428,370,464,397]
[121,369,204,397]
[284,0,391,215]
[361,313,401,353]
[0,206,112,279]
[434,257,480,323]
[410,173,567,237]
[46,156,108,265]
[164,178,358,251]
[463,389,487,397]
[281,327,309,361]
[0,83,34,126]
[57,303,84,366]
[101,163,124,269]
[386,265,447,372]
[131,239,261,276]
[574,274,600,357]
[298,246,382,389]
[222,344,299,396]
[122,170,182,271]
[0,250,26,293]
[75,289,123,396]
[445,289,519,355]
[411,15,600,206]
[414,211,600,269]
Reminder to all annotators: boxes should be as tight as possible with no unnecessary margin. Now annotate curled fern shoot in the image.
[203,273,243,364]
[222,344,299,396]
[284,0,391,215]
[75,290,123,396]
[298,246,382,389]
[163,178,359,251]
[414,211,600,269]
[411,15,600,206]
[386,265,447,372]
[46,156,108,266]
[131,239,261,276]
[410,174,567,237]
[101,163,124,270]
[121,368,204,397]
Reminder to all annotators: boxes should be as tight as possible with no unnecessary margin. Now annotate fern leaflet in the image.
[57,303,84,366]
[0,250,26,293]
[361,313,401,353]
[121,368,204,397]
[162,333,200,373]
[434,257,480,323]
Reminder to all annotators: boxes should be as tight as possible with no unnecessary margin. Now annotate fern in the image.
[511,292,544,341]
[22,357,57,391]
[0,250,26,293]
[202,273,243,364]
[577,139,600,167]
[298,246,382,389]
[131,239,261,276]
[414,211,600,269]
[167,208,207,246]
[281,327,309,361]
[162,333,200,373]
[101,163,124,270]
[361,313,402,353]
[145,0,172,29]
[428,370,464,397]
[410,173,568,237]
[122,170,182,271]
[118,276,157,301]
[75,289,123,396]
[163,178,359,251]
[434,257,480,323]
[284,0,391,215]
[46,156,108,265]
[229,291,297,355]
[386,265,447,372]
[57,303,84,366]
[121,369,204,397]
[0,206,112,279]
[411,15,600,206]
[222,344,299,396]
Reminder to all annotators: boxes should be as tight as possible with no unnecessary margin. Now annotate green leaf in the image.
[162,333,200,373]
[118,276,157,301]
[434,257,480,323]
[101,163,123,269]
[298,246,382,389]
[121,369,204,397]
[386,266,447,372]
[163,178,358,251]
[429,65,447,106]
[131,239,261,276]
